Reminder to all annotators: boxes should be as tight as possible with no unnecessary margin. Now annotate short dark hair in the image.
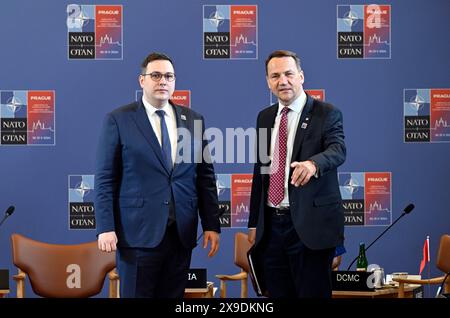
[265,50,301,75]
[141,52,174,74]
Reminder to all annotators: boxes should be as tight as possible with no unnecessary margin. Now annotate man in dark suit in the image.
[95,52,221,298]
[248,50,346,298]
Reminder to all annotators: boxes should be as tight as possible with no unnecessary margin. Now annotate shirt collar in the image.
[277,90,307,115]
[142,96,173,118]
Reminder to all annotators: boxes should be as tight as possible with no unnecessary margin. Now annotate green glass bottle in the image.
[356,242,368,271]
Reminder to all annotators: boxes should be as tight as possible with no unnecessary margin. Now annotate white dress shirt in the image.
[142,96,177,166]
[267,91,307,208]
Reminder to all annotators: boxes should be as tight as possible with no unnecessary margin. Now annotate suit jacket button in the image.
[164,201,169,205]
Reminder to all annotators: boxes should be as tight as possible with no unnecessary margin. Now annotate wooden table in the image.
[184,281,215,298]
[332,284,422,298]
[0,289,9,298]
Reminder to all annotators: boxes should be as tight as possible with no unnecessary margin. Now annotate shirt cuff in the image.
[310,160,320,178]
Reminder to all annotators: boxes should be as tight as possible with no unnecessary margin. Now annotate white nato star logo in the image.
[75,181,92,200]
[73,9,90,28]
[409,94,425,112]
[208,10,225,28]
[216,179,226,196]
[344,178,359,195]
[6,96,22,113]
[343,11,359,27]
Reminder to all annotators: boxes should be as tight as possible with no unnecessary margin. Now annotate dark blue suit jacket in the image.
[248,95,346,295]
[95,101,220,249]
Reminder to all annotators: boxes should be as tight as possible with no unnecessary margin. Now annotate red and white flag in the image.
[419,236,430,274]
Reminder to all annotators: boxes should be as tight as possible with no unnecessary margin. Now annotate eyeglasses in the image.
[142,72,176,82]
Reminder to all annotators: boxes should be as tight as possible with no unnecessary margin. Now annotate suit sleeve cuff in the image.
[310,160,320,178]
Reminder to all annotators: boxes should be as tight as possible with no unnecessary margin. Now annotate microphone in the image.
[196,206,226,243]
[436,271,450,298]
[346,203,415,270]
[0,206,15,228]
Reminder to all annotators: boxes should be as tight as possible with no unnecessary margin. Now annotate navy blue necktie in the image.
[155,110,173,171]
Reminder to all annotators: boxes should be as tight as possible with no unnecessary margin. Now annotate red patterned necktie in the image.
[268,106,290,206]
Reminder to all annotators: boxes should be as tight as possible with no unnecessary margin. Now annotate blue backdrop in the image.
[0,0,449,298]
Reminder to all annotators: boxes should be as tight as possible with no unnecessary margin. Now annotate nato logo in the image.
[203,5,231,59]
[1,91,27,145]
[404,88,450,143]
[1,90,55,145]
[68,175,95,229]
[337,5,391,59]
[203,5,258,59]
[337,5,364,58]
[339,172,365,226]
[404,89,430,142]
[216,174,231,228]
[340,172,392,226]
[67,4,123,60]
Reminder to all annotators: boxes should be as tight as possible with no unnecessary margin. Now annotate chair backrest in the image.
[436,234,450,274]
[11,233,116,297]
[234,232,251,273]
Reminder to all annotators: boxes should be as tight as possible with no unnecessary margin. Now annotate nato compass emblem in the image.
[343,177,360,196]
[6,96,23,113]
[208,10,226,28]
[69,175,96,229]
[409,94,426,112]
[216,179,227,197]
[75,181,92,201]
[343,10,359,27]
[74,9,90,28]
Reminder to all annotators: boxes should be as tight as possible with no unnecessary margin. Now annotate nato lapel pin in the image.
[180,114,187,121]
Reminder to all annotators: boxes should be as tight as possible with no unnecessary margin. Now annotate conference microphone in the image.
[0,206,15,228]
[346,203,415,270]
[196,206,226,243]
[437,271,450,298]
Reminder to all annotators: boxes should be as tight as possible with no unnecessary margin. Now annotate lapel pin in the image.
[305,117,309,121]
[180,114,186,121]
[301,122,308,129]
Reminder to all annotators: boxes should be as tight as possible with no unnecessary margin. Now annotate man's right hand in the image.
[248,228,256,245]
[98,231,118,252]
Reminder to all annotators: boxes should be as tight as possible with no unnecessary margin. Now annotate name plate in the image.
[186,268,206,289]
[332,271,375,291]
[0,269,9,289]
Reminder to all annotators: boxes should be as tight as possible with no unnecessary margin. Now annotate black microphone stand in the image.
[346,210,410,270]
[437,271,450,298]
[0,214,10,228]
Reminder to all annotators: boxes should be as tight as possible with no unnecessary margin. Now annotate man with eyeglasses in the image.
[95,52,221,298]
[248,50,346,298]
